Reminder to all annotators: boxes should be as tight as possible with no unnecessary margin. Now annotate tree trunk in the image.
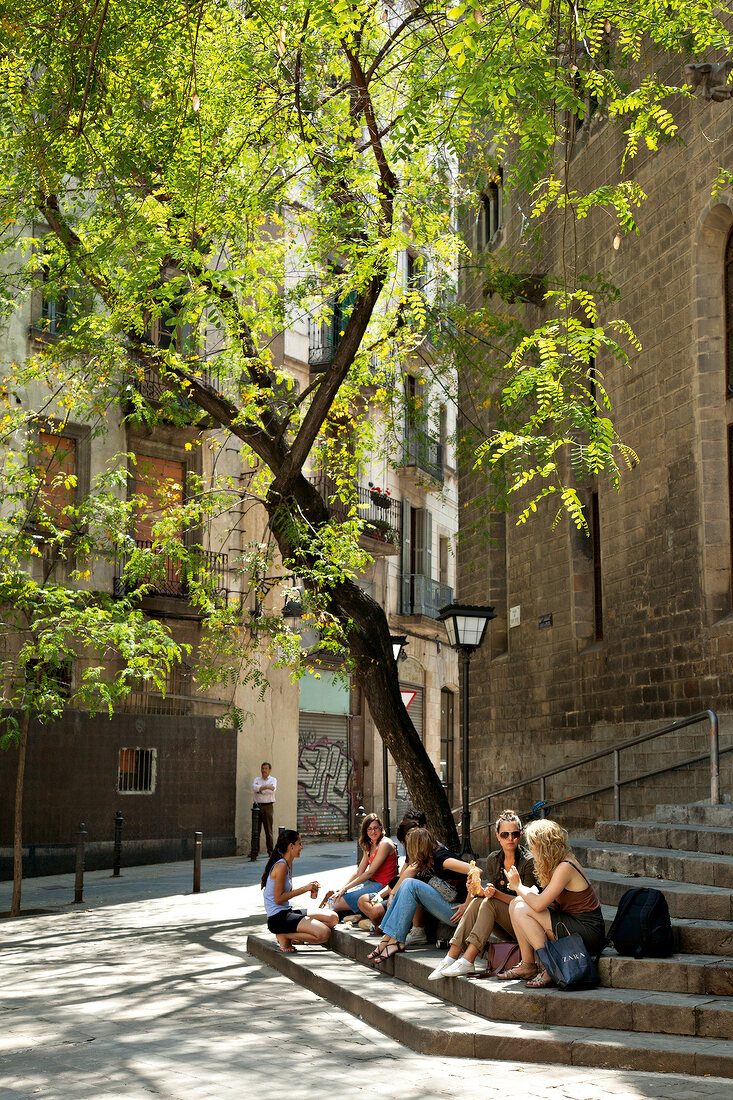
[10,709,29,917]
[269,478,460,850]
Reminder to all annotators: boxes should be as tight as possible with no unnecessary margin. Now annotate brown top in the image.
[553,860,601,914]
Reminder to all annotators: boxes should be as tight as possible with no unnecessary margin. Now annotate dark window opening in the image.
[725,228,733,396]
[591,491,603,641]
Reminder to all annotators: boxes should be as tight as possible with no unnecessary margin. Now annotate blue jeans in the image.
[380,878,459,942]
[342,880,384,913]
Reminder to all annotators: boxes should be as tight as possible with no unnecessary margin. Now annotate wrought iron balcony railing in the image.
[400,574,453,618]
[309,474,401,548]
[114,540,229,604]
[402,427,444,482]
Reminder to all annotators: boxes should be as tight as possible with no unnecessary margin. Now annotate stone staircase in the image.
[247,802,733,1078]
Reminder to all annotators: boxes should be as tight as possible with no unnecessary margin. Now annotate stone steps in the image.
[655,803,733,827]
[330,927,733,1040]
[574,838,733,890]
[596,819,733,857]
[588,866,733,923]
[246,932,733,1078]
[598,950,733,995]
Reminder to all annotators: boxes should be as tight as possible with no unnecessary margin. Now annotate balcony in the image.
[400,574,453,618]
[402,427,444,484]
[128,362,222,426]
[114,540,229,604]
[309,474,401,555]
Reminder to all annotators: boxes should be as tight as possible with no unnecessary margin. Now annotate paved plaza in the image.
[0,842,729,1099]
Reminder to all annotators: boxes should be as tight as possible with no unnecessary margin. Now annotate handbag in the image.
[427,875,458,904]
[536,927,600,990]
[467,940,521,979]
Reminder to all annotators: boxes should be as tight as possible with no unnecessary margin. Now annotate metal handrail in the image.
[454,710,723,833]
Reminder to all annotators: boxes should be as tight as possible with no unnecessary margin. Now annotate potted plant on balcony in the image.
[365,517,395,544]
[369,483,392,509]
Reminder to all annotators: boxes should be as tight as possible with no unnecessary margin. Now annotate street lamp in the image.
[438,603,495,857]
[381,634,408,836]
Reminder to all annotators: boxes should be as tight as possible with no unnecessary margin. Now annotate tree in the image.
[0,0,728,852]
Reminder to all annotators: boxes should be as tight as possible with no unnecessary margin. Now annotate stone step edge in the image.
[246,934,733,1079]
[576,839,733,864]
[588,867,733,900]
[597,819,733,836]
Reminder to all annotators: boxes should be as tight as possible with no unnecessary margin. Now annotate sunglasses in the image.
[498,830,521,839]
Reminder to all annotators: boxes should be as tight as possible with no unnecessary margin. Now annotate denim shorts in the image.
[341,880,384,913]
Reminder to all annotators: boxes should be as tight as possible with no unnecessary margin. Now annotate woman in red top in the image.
[330,814,398,916]
[501,818,605,987]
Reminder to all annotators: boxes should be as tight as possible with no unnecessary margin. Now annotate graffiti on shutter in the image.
[298,712,353,837]
[394,685,423,821]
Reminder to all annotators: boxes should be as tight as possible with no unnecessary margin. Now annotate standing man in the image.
[249,761,277,860]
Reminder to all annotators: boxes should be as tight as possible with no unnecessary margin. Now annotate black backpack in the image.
[604,887,674,958]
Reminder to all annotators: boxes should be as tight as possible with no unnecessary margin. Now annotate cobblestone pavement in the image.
[0,844,729,1099]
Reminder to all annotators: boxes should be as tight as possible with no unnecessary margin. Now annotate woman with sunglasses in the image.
[429,810,538,980]
[329,813,398,916]
[500,818,605,986]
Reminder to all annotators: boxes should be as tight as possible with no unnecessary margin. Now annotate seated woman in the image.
[428,808,539,979]
[262,829,338,952]
[499,818,605,986]
[356,812,423,931]
[330,813,398,917]
[368,827,472,963]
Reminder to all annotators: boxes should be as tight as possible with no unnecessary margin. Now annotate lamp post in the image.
[382,634,408,837]
[438,604,495,857]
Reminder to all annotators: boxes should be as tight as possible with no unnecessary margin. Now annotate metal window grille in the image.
[117,747,157,794]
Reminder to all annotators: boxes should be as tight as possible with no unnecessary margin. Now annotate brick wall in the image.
[0,711,236,877]
[458,81,733,832]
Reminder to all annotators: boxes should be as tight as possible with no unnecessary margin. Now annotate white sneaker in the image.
[405,926,428,946]
[428,955,456,981]
[442,956,476,978]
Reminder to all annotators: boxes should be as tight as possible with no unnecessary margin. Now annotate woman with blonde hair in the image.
[330,813,398,916]
[367,827,472,962]
[499,818,605,987]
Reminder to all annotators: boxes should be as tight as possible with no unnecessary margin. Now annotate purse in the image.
[536,928,600,990]
[467,940,521,979]
[427,875,458,904]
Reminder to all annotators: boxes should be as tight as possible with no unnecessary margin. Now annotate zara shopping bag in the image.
[536,931,599,990]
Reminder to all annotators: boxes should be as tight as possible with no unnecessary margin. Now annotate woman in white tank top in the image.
[261,830,338,952]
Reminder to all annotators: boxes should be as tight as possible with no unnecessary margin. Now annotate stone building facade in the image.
[457,69,733,841]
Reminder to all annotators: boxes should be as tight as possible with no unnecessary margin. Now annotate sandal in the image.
[368,938,390,960]
[496,963,538,980]
[374,941,405,963]
[526,969,554,988]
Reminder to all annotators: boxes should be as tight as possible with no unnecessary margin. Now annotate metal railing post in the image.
[613,749,621,821]
[112,810,124,877]
[74,822,87,904]
[193,831,202,893]
[710,710,721,805]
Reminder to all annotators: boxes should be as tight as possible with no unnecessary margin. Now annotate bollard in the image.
[74,822,87,904]
[112,810,124,877]
[355,805,366,863]
[193,830,202,893]
[249,803,261,861]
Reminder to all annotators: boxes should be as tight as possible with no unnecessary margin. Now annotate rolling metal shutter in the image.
[297,712,353,838]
